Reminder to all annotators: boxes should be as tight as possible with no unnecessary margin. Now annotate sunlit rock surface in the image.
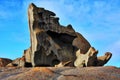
[0,66,120,80]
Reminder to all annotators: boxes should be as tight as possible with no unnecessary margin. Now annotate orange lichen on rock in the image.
[20,56,25,61]
[32,67,53,74]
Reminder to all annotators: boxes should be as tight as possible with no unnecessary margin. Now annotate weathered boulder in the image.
[0,58,12,67]
[74,47,98,67]
[10,3,112,67]
[7,56,25,67]
[74,47,112,67]
[28,3,91,67]
[7,53,32,67]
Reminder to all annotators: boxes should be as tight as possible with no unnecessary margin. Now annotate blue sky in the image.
[0,0,120,67]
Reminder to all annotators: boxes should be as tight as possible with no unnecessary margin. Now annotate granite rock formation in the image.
[8,3,112,67]
[0,58,12,67]
[7,52,32,67]
[74,47,112,67]
[0,66,120,80]
[28,3,91,67]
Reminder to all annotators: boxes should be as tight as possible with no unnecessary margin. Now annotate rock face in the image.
[28,3,91,67]
[0,58,12,67]
[7,57,25,67]
[26,3,112,67]
[0,66,120,80]
[74,47,112,67]
[8,3,112,67]
[97,52,112,66]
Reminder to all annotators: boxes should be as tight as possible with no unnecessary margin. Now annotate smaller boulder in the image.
[7,56,25,67]
[97,52,112,66]
[74,47,98,67]
[0,58,12,67]
[74,47,112,67]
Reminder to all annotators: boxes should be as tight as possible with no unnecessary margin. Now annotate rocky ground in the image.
[0,3,119,80]
[0,66,120,80]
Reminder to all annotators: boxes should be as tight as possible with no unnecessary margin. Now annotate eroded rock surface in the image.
[97,52,112,66]
[28,3,91,67]
[0,66,120,80]
[74,47,112,67]
[7,57,25,67]
[8,3,112,67]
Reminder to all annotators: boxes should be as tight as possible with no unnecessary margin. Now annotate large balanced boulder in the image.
[28,3,91,67]
[9,3,112,67]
